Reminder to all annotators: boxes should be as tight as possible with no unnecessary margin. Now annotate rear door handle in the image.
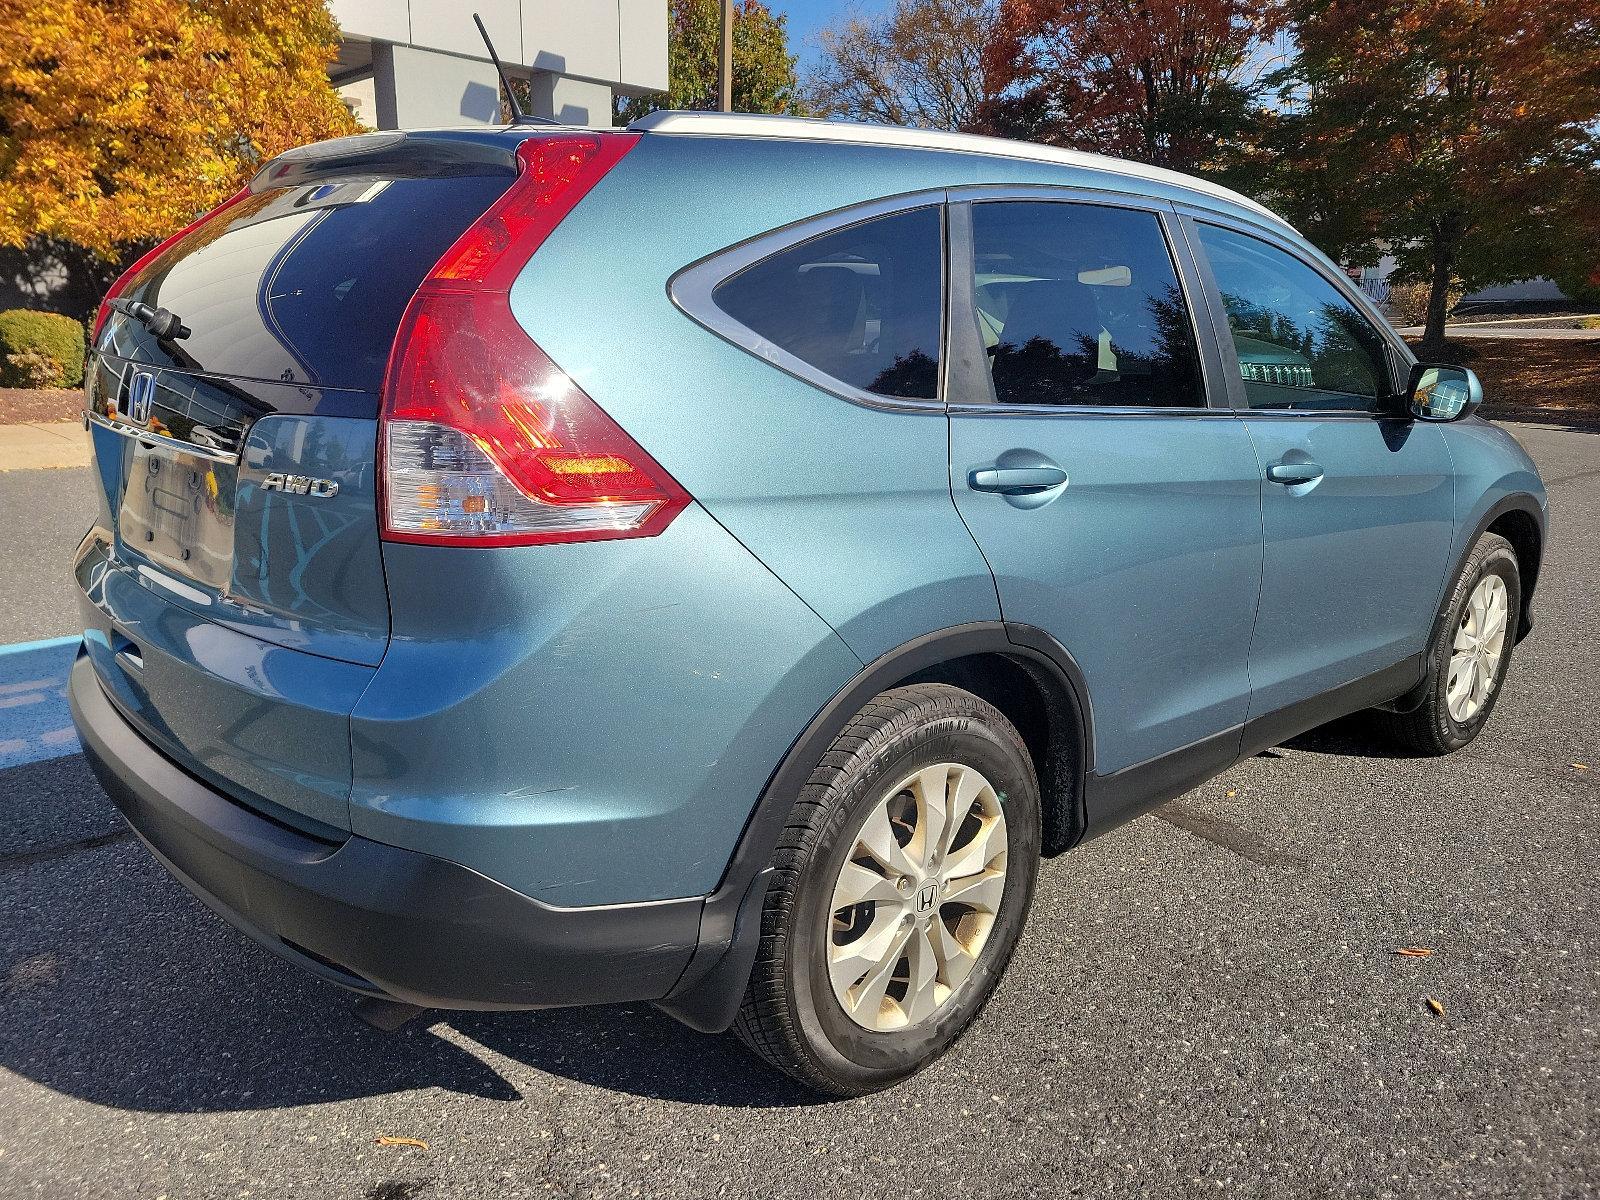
[969,465,1069,495]
[1265,461,1324,485]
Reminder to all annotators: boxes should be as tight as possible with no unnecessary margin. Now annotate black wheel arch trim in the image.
[1465,492,1544,641]
[1380,492,1543,714]
[656,620,1092,1033]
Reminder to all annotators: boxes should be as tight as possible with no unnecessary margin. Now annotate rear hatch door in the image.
[79,132,522,831]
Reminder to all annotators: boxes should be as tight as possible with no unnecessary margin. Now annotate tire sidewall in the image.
[785,712,1040,1092]
[1425,541,1521,750]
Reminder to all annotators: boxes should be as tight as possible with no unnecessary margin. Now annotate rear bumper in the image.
[68,651,702,1011]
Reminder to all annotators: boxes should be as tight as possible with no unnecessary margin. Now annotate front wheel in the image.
[1379,531,1521,755]
[733,684,1041,1096]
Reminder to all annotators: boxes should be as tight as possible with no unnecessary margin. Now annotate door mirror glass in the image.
[1408,363,1483,421]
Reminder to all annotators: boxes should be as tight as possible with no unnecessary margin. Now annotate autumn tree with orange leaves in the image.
[0,0,359,316]
[977,0,1281,173]
[1263,0,1600,354]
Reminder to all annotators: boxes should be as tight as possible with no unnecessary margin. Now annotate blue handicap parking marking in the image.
[0,635,83,770]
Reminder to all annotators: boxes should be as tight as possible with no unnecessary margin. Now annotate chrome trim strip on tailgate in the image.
[86,411,242,465]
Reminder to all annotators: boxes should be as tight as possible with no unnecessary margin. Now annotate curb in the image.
[0,421,90,471]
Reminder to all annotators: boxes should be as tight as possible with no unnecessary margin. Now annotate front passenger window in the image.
[1195,223,1392,412]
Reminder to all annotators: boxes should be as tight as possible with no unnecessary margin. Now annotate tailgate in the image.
[76,131,526,831]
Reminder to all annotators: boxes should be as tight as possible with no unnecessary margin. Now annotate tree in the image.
[617,0,803,123]
[0,0,359,314]
[808,0,997,131]
[1265,0,1600,354]
[978,0,1281,174]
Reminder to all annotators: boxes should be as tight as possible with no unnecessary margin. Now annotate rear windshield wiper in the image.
[109,297,190,340]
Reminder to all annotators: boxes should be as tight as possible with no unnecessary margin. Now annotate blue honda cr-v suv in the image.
[70,112,1547,1095]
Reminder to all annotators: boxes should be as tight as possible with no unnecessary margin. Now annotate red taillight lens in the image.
[90,185,253,347]
[430,136,635,288]
[379,133,689,548]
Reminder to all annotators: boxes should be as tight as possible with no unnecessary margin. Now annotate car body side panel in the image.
[1438,418,1549,591]
[509,139,1000,662]
[512,137,1280,667]
[951,412,1264,774]
[1241,417,1456,718]
[350,503,862,907]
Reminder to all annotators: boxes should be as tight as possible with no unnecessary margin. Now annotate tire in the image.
[733,683,1042,1096]
[1379,532,1521,755]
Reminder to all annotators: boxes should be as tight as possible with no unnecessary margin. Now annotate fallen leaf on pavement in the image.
[1425,997,1446,1018]
[375,1136,428,1150]
[1224,789,1237,798]
[1572,763,1590,771]
[1395,947,1435,957]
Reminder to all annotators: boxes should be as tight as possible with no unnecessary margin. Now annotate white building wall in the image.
[337,75,378,127]
[327,0,668,130]
[372,44,503,129]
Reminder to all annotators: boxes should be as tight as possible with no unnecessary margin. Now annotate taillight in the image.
[379,133,689,548]
[91,185,253,347]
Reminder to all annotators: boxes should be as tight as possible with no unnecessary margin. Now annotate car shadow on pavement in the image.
[448,1009,829,1108]
[0,833,827,1114]
[1281,712,1422,760]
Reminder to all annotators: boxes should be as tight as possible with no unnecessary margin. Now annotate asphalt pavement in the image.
[0,422,1595,1199]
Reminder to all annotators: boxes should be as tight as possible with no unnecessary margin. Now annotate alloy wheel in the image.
[825,763,1008,1032]
[1447,573,1510,723]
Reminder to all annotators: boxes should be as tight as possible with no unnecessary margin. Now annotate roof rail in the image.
[626,111,1288,229]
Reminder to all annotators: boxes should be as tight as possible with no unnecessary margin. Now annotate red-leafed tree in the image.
[977,0,1282,173]
[1264,0,1600,354]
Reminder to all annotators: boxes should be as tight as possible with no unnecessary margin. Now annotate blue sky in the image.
[771,0,890,71]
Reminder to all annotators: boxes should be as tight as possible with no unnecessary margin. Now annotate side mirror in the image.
[1407,363,1483,422]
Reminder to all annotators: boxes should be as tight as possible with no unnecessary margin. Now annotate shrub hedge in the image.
[0,309,85,389]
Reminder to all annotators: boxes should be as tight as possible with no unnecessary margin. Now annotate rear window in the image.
[109,174,514,393]
[969,201,1205,409]
[710,206,943,401]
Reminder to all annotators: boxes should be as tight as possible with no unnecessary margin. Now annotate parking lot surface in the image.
[0,422,1595,1199]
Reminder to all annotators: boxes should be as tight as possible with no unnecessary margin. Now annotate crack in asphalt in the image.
[0,828,134,872]
[1154,800,1311,870]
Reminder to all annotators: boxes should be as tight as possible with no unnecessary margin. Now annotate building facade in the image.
[327,0,668,130]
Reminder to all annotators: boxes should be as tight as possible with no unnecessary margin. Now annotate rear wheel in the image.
[1379,532,1520,755]
[733,684,1041,1096]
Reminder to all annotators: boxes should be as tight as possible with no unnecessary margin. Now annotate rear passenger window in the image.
[711,206,943,400]
[1195,223,1391,411]
[969,201,1205,408]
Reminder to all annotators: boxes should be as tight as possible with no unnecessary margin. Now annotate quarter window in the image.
[711,206,943,401]
[1195,223,1391,411]
[968,201,1205,408]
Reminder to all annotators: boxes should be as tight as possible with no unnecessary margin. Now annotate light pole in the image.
[719,0,733,112]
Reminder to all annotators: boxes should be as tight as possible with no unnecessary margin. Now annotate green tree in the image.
[1265,0,1600,354]
[616,0,804,122]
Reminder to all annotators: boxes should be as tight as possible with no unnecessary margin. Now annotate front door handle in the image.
[969,465,1069,495]
[1266,460,1325,486]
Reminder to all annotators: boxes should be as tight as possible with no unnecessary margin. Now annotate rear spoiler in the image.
[251,129,536,191]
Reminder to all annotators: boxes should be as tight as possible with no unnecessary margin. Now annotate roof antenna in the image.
[474,12,553,126]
